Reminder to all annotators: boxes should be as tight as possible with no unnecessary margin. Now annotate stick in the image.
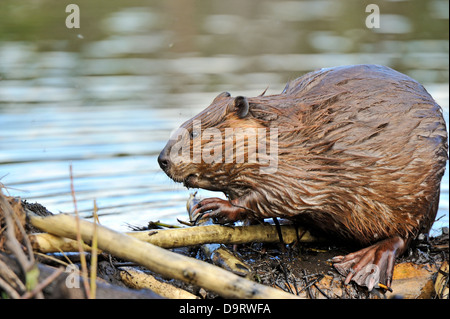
[187,202,253,278]
[133,223,316,248]
[69,164,91,299]
[0,276,21,299]
[30,233,94,253]
[0,195,33,272]
[20,267,64,299]
[1,193,43,298]
[89,200,99,299]
[119,266,198,299]
[30,223,316,253]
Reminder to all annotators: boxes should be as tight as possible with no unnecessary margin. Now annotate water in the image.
[0,0,448,234]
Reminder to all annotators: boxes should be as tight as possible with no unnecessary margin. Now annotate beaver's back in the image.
[287,65,447,161]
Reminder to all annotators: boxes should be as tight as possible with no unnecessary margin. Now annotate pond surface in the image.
[0,0,448,234]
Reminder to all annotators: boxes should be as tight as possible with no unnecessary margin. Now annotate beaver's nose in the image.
[157,151,170,171]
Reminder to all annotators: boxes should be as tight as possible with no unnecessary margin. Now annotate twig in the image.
[69,164,91,299]
[0,276,21,299]
[300,271,325,298]
[0,258,27,292]
[20,267,64,299]
[0,192,42,298]
[12,203,35,266]
[89,200,99,299]
[34,251,70,268]
[0,195,32,272]
[278,261,293,294]
[303,270,314,299]
[313,280,330,299]
[283,282,294,294]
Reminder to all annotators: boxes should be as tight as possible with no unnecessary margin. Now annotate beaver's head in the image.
[158,91,279,197]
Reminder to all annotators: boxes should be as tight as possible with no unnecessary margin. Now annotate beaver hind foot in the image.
[331,236,406,291]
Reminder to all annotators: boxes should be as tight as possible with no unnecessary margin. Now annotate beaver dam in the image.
[0,189,448,299]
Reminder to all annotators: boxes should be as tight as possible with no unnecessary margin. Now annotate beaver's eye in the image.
[190,130,200,139]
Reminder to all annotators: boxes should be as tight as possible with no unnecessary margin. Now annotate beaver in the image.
[158,64,448,291]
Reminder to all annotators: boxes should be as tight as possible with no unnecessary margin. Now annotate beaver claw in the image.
[191,197,245,224]
[331,236,406,291]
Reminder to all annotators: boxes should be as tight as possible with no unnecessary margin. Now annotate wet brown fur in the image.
[162,64,448,245]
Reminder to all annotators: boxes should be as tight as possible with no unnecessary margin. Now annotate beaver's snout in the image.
[158,148,201,188]
[157,147,171,172]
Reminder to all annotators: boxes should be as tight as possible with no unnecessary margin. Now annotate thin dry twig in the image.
[12,204,35,266]
[20,267,64,299]
[1,192,43,298]
[0,258,26,292]
[0,195,32,272]
[69,164,91,299]
[0,276,21,299]
[89,200,99,299]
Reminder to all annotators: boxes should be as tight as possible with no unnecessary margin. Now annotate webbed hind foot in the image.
[331,236,406,291]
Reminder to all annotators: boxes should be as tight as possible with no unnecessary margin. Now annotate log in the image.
[30,223,316,253]
[119,266,198,299]
[30,233,95,253]
[27,210,300,299]
[201,244,253,278]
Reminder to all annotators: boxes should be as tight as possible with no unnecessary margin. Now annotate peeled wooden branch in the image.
[30,223,316,253]
[186,201,254,278]
[27,210,300,299]
[202,244,253,278]
[119,266,198,299]
[131,223,317,248]
[30,233,95,253]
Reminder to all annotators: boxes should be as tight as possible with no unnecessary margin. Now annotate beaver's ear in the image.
[213,91,231,102]
[230,96,249,118]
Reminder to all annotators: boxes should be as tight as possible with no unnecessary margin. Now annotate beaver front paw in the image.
[331,236,406,291]
[191,197,246,225]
